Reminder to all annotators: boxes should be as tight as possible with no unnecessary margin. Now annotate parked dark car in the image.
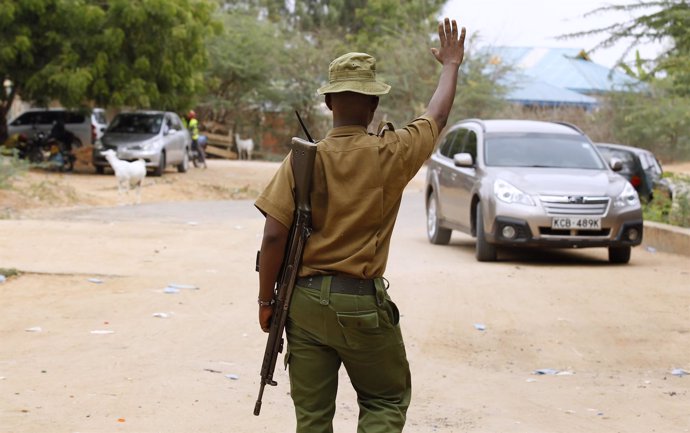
[425,119,643,264]
[595,142,672,202]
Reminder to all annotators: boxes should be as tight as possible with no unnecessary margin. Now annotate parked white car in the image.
[8,107,106,146]
[93,111,191,176]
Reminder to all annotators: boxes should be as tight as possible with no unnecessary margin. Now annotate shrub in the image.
[644,173,690,228]
[0,147,29,190]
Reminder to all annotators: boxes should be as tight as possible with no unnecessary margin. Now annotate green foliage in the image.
[89,0,218,110]
[564,1,690,97]
[208,1,509,146]
[643,187,674,221]
[644,174,690,227]
[602,85,690,161]
[0,0,219,139]
[0,147,28,190]
[0,268,21,278]
[204,10,284,111]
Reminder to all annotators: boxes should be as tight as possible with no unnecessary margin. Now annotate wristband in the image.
[258,298,275,307]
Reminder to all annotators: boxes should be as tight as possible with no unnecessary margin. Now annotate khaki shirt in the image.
[255,116,438,278]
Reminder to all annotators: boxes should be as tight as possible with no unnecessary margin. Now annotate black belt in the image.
[296,275,376,296]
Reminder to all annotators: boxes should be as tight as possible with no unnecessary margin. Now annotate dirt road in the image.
[1,161,689,432]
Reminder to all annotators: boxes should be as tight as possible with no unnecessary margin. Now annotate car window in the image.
[63,112,86,124]
[462,130,478,161]
[439,130,458,157]
[486,133,606,169]
[164,115,173,132]
[10,112,41,125]
[639,152,662,174]
[440,128,467,159]
[649,156,663,175]
[93,111,107,124]
[108,113,164,134]
[170,114,183,130]
[11,110,87,125]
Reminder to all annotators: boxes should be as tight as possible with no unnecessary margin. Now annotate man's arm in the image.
[258,215,289,332]
[424,18,467,131]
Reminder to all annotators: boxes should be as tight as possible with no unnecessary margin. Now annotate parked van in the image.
[7,108,107,146]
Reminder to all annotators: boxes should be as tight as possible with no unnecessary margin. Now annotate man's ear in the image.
[371,96,379,112]
[325,94,333,111]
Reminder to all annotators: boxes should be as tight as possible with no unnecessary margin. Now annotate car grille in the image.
[540,228,611,237]
[539,195,610,216]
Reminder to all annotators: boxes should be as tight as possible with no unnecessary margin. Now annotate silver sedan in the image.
[93,111,191,176]
[425,119,643,264]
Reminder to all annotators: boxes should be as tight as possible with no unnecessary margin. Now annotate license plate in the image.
[551,217,601,229]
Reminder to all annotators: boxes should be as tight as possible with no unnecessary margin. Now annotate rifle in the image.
[254,134,317,416]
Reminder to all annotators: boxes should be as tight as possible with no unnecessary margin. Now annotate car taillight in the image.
[630,175,642,187]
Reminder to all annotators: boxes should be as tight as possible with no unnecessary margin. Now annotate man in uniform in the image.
[255,17,466,433]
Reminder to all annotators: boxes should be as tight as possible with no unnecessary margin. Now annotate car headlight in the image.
[142,140,160,151]
[614,182,640,208]
[494,179,535,206]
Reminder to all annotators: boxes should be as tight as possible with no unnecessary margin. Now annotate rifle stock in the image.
[254,137,317,416]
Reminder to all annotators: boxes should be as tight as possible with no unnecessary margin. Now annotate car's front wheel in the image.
[153,151,166,177]
[426,192,451,245]
[475,204,497,262]
[608,246,631,264]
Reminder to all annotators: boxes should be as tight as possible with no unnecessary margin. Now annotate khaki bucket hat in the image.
[317,52,391,96]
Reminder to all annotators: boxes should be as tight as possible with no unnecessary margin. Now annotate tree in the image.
[564,1,690,95]
[88,0,218,110]
[0,0,217,142]
[207,1,509,153]
[561,1,690,161]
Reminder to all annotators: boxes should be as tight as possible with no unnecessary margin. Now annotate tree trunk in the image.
[0,108,8,144]
[1,89,16,144]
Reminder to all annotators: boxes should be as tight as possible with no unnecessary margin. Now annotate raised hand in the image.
[431,18,466,68]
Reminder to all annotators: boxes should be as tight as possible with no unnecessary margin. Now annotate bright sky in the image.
[441,0,666,68]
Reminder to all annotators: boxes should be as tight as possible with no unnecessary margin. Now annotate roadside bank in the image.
[642,221,690,257]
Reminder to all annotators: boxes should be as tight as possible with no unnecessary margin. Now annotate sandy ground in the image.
[1,158,690,432]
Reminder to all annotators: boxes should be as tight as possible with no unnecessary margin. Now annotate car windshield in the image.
[485,133,606,169]
[108,114,163,134]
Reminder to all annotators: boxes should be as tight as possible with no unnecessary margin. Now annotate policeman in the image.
[255,17,466,433]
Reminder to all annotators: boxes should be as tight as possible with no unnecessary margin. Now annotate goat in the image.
[234,133,254,160]
[100,149,147,205]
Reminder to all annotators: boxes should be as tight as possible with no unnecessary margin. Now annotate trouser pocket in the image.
[383,298,400,326]
[336,310,387,350]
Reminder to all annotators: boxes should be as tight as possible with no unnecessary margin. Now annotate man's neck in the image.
[332,117,369,128]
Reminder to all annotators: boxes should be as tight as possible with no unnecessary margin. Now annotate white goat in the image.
[100,149,147,205]
[234,133,254,160]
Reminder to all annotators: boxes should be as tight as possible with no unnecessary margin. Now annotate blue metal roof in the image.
[488,47,641,108]
[507,79,598,108]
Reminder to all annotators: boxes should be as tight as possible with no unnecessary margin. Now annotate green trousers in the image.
[285,276,411,433]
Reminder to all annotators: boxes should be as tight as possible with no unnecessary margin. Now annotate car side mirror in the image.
[164,128,177,136]
[609,157,623,172]
[454,153,474,167]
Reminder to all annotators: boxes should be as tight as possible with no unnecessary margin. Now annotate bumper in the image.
[484,203,643,249]
[93,148,160,168]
